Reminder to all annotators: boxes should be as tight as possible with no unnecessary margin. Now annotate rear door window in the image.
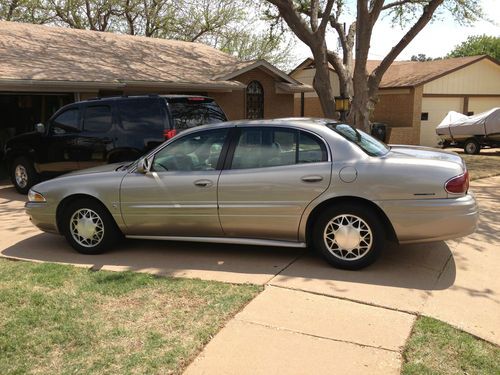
[167,98,227,130]
[118,99,165,132]
[83,105,112,133]
[231,127,328,169]
[299,131,328,163]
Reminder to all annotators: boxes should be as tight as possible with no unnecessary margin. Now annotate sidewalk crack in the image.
[234,318,403,354]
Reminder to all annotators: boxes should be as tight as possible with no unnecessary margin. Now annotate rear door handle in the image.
[194,179,213,188]
[301,175,323,183]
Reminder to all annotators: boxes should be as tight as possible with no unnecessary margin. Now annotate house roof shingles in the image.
[294,55,498,89]
[0,21,308,91]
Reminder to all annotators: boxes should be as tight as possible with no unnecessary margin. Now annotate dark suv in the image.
[4,95,227,193]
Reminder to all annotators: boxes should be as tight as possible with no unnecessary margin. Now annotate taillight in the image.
[164,129,177,139]
[445,170,469,194]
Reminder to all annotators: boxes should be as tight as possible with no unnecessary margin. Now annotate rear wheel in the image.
[464,138,480,155]
[62,199,119,254]
[312,204,385,270]
[10,157,39,194]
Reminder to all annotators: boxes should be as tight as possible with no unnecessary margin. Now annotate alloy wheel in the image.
[14,165,28,188]
[323,214,373,261]
[70,208,105,248]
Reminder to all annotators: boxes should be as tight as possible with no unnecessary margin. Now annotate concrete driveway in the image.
[1,177,499,374]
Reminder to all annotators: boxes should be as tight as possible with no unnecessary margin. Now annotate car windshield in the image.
[326,123,390,157]
[168,100,227,130]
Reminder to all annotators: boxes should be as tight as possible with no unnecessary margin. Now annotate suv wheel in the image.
[313,204,385,270]
[62,199,120,255]
[11,157,38,194]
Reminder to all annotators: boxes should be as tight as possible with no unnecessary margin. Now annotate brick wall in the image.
[387,127,419,145]
[372,91,414,127]
[293,97,325,117]
[209,91,245,121]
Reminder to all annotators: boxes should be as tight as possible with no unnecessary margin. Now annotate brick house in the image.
[290,55,500,145]
[0,21,312,149]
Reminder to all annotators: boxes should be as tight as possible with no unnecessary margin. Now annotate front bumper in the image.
[378,193,479,244]
[25,202,59,234]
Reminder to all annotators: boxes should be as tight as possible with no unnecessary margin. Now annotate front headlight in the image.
[28,189,46,203]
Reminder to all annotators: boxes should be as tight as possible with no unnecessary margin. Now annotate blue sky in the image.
[293,0,499,62]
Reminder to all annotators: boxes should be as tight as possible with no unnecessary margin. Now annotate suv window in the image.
[83,105,112,133]
[118,99,164,132]
[231,128,327,169]
[167,98,227,130]
[152,129,228,172]
[52,108,80,134]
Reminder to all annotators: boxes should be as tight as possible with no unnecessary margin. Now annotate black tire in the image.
[10,157,39,194]
[464,138,480,155]
[62,198,120,255]
[312,203,385,270]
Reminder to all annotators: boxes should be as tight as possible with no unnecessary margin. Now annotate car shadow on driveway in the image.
[0,231,456,292]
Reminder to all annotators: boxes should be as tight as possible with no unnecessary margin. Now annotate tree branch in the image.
[318,0,335,33]
[369,0,385,26]
[267,0,315,46]
[381,0,427,11]
[370,0,444,87]
[310,0,319,31]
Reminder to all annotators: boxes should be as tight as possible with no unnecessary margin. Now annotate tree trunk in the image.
[312,49,336,118]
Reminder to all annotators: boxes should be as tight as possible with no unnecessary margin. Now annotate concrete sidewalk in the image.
[185,177,500,374]
[1,177,499,374]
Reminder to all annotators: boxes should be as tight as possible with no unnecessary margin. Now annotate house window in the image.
[421,112,429,121]
[246,81,264,119]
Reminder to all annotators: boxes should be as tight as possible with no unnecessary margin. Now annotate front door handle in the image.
[102,137,113,144]
[301,175,323,183]
[194,179,213,188]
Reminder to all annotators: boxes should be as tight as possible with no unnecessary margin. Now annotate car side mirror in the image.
[136,157,151,174]
[35,123,45,133]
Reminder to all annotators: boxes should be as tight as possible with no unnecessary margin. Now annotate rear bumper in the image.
[25,202,59,234]
[378,193,478,244]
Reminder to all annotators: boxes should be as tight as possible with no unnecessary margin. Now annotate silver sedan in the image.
[26,119,478,269]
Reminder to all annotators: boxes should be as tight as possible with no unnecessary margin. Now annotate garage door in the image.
[468,97,500,115]
[420,97,463,146]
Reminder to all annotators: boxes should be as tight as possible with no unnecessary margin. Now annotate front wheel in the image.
[312,204,385,270]
[62,199,120,254]
[10,157,39,194]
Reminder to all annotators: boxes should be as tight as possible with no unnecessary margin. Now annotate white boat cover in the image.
[436,108,500,138]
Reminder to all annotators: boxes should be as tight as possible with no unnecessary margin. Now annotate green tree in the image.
[265,0,483,130]
[411,53,432,61]
[447,34,500,60]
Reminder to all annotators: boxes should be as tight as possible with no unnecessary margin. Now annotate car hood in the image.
[387,145,465,168]
[64,162,129,177]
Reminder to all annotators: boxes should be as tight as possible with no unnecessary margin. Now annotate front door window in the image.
[152,129,228,172]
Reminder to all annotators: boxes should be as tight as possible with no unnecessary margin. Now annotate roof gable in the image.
[213,59,301,84]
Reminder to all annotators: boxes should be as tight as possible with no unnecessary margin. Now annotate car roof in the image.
[80,94,212,104]
[196,117,340,130]
[176,118,347,141]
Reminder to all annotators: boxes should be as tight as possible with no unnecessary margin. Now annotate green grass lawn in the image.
[0,258,261,375]
[402,316,500,375]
